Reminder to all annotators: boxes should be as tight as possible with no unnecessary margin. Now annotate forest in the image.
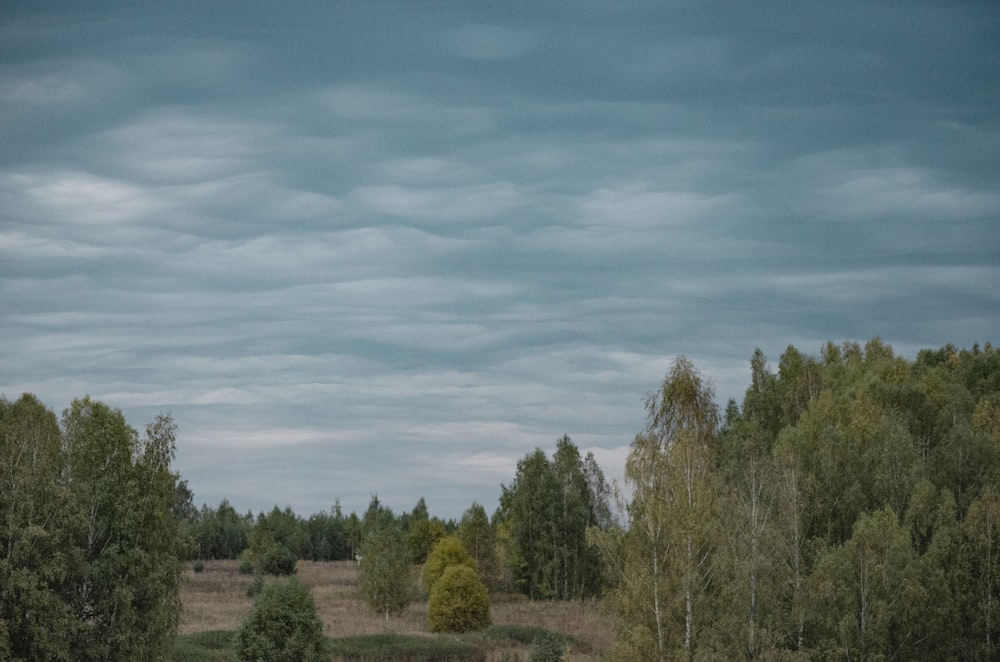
[2,338,999,661]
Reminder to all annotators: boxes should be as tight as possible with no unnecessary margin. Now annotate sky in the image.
[2,1,998,520]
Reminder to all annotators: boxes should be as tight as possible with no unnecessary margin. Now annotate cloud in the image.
[448,24,537,62]
[1,1,998,519]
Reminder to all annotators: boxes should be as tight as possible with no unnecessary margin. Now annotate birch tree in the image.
[607,357,719,662]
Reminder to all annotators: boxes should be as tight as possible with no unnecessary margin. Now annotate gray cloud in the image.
[2,1,998,518]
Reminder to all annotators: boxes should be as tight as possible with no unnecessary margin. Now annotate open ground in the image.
[180,560,612,660]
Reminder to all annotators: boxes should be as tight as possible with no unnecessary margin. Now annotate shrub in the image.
[260,543,297,576]
[238,553,255,575]
[428,565,491,633]
[238,542,297,576]
[529,632,566,662]
[235,577,326,662]
[423,535,476,595]
[193,560,205,573]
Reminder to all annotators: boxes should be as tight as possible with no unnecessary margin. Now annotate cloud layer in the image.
[2,1,998,518]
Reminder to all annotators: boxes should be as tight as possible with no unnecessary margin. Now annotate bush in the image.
[238,553,255,575]
[235,578,326,662]
[428,565,491,633]
[193,560,205,573]
[238,543,297,576]
[529,632,566,662]
[423,535,476,595]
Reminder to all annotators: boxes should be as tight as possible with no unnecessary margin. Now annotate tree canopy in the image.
[0,395,185,661]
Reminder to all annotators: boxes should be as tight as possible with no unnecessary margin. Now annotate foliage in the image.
[192,500,250,560]
[603,357,719,662]
[358,520,415,619]
[498,435,610,600]
[423,535,476,595]
[303,503,350,561]
[0,395,184,661]
[235,577,326,662]
[528,631,567,662]
[601,340,1000,660]
[238,507,302,576]
[428,565,491,633]
[457,503,501,592]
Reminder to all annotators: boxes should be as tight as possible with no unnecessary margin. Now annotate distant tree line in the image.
[4,338,998,661]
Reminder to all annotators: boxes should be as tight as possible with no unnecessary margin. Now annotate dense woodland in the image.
[2,339,1000,660]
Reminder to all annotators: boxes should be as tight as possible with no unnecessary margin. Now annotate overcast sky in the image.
[2,1,998,520]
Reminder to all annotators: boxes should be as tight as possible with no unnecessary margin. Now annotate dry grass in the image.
[179,560,612,658]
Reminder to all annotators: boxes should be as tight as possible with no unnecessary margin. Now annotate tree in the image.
[303,505,349,561]
[500,448,561,599]
[194,499,250,560]
[358,522,414,619]
[552,435,607,599]
[0,394,77,660]
[808,508,926,660]
[235,577,326,662]
[713,420,781,660]
[242,507,303,576]
[0,395,184,660]
[423,535,476,596]
[607,357,719,662]
[407,497,446,565]
[499,437,609,600]
[965,487,1000,658]
[427,565,491,633]
[457,503,500,591]
[61,401,185,660]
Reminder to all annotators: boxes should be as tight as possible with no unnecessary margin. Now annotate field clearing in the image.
[179,560,612,659]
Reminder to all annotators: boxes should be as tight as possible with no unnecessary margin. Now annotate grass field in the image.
[178,560,612,660]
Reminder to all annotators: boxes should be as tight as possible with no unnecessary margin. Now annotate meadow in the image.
[176,560,612,661]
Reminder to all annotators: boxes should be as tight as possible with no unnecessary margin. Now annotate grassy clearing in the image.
[177,560,610,661]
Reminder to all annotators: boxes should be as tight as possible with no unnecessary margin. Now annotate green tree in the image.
[194,499,250,560]
[303,504,349,561]
[241,506,302,576]
[358,524,414,619]
[0,394,77,660]
[606,357,719,662]
[809,507,925,660]
[499,437,609,600]
[457,503,500,591]
[406,497,446,565]
[235,577,326,662]
[499,448,561,599]
[712,420,783,660]
[61,399,184,660]
[423,535,475,596]
[965,487,1000,658]
[552,435,607,599]
[427,565,491,633]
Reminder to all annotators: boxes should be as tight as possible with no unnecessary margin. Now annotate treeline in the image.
[182,434,614,604]
[598,340,1000,661]
[4,339,999,661]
